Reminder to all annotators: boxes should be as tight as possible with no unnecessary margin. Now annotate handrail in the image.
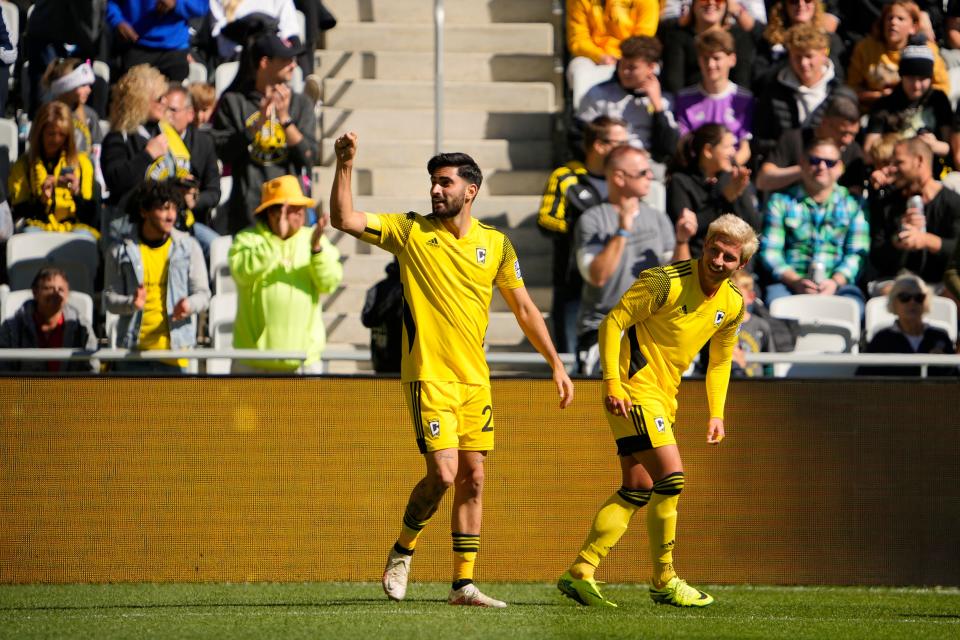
[434,0,444,154]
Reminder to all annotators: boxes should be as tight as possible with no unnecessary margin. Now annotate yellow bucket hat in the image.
[254,175,316,214]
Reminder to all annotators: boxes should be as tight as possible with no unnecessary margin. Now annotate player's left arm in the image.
[500,284,573,409]
[704,298,745,445]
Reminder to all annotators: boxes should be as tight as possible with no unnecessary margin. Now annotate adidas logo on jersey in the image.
[426,237,439,247]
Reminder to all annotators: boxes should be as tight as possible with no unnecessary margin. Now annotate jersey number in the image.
[481,405,493,432]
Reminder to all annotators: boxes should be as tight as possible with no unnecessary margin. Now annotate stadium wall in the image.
[1,377,958,586]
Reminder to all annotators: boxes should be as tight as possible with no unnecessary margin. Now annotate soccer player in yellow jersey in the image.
[558,214,759,608]
[330,132,574,608]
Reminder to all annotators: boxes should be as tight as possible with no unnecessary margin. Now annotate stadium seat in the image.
[0,117,18,164]
[103,307,118,348]
[2,288,94,327]
[92,60,110,85]
[207,292,237,374]
[770,294,860,352]
[770,295,862,377]
[214,61,303,99]
[187,61,208,85]
[0,283,8,320]
[209,234,235,294]
[1,2,18,50]
[865,295,958,343]
[5,233,99,296]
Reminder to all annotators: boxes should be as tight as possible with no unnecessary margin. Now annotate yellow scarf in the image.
[24,154,100,239]
[143,121,195,228]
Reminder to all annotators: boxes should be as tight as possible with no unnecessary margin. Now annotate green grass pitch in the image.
[1,582,958,639]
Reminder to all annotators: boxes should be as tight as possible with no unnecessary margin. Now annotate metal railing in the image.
[0,349,957,377]
[434,0,444,154]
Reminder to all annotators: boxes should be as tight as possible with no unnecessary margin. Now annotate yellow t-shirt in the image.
[138,238,187,368]
[600,259,745,422]
[359,212,524,385]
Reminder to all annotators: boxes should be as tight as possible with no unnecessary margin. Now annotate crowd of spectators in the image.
[0,1,957,376]
[544,0,960,374]
[0,1,334,373]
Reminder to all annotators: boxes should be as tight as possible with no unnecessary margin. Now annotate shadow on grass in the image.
[0,596,568,612]
[898,613,960,620]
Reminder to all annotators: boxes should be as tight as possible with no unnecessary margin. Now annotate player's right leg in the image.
[558,452,653,607]
[384,382,460,601]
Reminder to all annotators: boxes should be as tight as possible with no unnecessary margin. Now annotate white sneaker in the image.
[448,583,507,608]
[382,548,412,601]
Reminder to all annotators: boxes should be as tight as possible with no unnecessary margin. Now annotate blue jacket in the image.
[106,0,209,51]
[104,227,210,349]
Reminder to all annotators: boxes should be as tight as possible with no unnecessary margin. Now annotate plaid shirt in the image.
[761,184,870,283]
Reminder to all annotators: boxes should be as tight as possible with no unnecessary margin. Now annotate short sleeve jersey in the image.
[359,212,524,385]
[602,259,744,420]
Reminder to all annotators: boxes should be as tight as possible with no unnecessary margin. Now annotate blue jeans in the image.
[765,282,866,317]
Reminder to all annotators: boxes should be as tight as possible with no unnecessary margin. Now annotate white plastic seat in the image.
[207,292,237,374]
[214,61,303,99]
[0,117,17,164]
[187,60,207,85]
[770,294,861,350]
[1,2,18,49]
[865,295,957,343]
[5,233,100,296]
[2,288,94,327]
[209,234,235,294]
[294,9,306,42]
[0,283,8,320]
[92,60,110,85]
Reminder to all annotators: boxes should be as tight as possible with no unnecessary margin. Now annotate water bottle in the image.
[16,111,29,143]
[810,261,826,285]
[906,194,925,232]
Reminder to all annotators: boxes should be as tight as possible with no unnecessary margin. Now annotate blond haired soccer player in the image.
[330,132,574,608]
[558,214,758,608]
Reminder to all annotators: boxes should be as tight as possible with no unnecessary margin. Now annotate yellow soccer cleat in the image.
[557,570,618,608]
[649,576,714,607]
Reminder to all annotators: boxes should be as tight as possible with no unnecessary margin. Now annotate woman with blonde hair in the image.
[101,64,193,210]
[858,274,957,376]
[7,101,99,237]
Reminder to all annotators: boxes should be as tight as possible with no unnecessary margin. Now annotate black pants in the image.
[119,45,189,83]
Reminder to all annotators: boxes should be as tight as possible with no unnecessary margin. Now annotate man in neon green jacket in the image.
[228,175,343,372]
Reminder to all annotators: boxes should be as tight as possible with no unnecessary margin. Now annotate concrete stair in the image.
[316,166,551,197]
[316,50,557,83]
[324,0,557,24]
[314,1,561,364]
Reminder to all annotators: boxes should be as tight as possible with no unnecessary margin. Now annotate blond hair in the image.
[705,214,759,263]
[187,82,216,112]
[28,101,78,167]
[109,64,168,133]
[764,0,827,47]
[887,273,931,314]
[784,22,830,52]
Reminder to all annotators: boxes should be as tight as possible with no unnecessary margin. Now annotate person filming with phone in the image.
[8,101,100,238]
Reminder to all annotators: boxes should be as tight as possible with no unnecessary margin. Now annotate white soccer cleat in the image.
[382,548,412,601]
[447,583,507,608]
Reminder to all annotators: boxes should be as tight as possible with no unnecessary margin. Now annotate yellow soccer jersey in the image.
[359,212,525,385]
[600,259,744,422]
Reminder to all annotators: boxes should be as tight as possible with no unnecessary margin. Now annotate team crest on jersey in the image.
[514,259,522,280]
[476,247,487,264]
[714,310,726,326]
[428,419,440,437]
[654,417,666,433]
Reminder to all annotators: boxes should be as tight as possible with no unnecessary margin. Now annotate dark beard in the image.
[431,194,465,218]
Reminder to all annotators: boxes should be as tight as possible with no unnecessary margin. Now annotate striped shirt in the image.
[760,183,870,284]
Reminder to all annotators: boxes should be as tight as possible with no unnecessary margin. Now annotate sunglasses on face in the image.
[808,155,840,168]
[896,292,925,304]
[620,169,654,180]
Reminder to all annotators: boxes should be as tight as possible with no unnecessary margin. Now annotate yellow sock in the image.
[647,472,684,587]
[572,488,650,577]
[396,504,434,552]
[452,532,479,583]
